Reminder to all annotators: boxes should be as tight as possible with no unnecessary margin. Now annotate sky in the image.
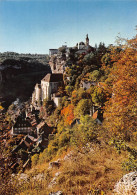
[0,0,137,54]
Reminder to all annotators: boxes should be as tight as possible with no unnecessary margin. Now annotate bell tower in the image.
[86,34,89,46]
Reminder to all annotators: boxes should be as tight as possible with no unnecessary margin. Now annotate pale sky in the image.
[0,0,137,54]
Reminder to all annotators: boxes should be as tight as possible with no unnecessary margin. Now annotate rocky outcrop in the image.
[49,160,61,169]
[49,191,63,195]
[48,172,61,189]
[114,172,137,194]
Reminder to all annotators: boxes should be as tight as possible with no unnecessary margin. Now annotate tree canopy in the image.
[104,35,137,140]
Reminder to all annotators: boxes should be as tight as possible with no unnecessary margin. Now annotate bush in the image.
[122,155,137,171]
[31,154,39,167]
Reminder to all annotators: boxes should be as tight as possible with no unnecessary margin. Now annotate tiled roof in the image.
[42,73,63,82]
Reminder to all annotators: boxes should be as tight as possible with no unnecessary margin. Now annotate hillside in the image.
[1,34,137,195]
[0,52,51,108]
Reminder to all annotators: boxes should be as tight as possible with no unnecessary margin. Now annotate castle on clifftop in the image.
[49,34,94,74]
[32,35,94,108]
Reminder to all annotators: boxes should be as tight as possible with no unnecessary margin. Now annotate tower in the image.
[86,34,89,46]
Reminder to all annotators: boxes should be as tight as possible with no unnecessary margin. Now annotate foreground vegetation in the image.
[1,34,137,194]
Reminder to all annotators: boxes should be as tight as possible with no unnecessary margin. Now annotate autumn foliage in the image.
[61,104,74,125]
[104,35,137,140]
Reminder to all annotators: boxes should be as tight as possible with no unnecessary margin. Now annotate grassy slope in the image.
[16,143,129,195]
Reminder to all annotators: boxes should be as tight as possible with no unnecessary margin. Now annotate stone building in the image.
[41,73,63,100]
[32,73,63,105]
[76,34,94,54]
[33,84,41,102]
[49,49,58,57]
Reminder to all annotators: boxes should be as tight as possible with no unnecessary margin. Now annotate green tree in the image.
[71,115,98,148]
[91,87,106,106]
[74,99,92,118]
[65,85,74,96]
[89,70,101,82]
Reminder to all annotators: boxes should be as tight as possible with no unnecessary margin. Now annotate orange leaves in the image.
[0,105,3,110]
[61,104,74,126]
[104,36,137,139]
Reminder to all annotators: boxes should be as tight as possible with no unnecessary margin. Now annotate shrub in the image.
[122,155,137,171]
[31,154,39,167]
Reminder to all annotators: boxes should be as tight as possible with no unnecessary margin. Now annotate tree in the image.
[58,46,66,54]
[74,99,92,118]
[91,87,107,106]
[89,70,101,82]
[97,42,107,55]
[101,53,111,66]
[83,53,94,65]
[65,85,73,96]
[61,104,74,125]
[70,115,98,148]
[71,88,90,106]
[104,35,137,140]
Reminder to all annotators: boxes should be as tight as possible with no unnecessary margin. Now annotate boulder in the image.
[48,172,61,188]
[114,172,137,194]
[49,191,63,195]
[33,173,45,181]
[49,159,61,169]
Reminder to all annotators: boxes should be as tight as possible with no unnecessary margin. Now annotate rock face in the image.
[0,57,51,108]
[114,172,137,195]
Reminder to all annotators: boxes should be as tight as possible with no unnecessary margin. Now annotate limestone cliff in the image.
[0,54,51,108]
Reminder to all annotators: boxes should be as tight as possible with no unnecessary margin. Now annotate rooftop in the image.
[42,73,63,82]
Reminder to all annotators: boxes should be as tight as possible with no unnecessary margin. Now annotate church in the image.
[76,34,94,54]
[32,73,63,106]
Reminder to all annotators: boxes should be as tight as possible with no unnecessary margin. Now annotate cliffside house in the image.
[49,49,58,57]
[36,121,54,148]
[11,116,32,135]
[36,121,54,137]
[12,135,37,153]
[80,79,97,90]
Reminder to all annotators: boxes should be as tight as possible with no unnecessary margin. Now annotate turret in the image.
[86,34,89,46]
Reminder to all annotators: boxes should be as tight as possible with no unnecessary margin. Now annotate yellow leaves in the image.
[103,36,137,139]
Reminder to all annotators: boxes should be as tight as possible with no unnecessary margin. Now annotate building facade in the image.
[11,117,32,135]
[32,73,63,105]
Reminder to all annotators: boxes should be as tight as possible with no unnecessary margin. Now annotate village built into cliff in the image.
[0,35,103,172]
